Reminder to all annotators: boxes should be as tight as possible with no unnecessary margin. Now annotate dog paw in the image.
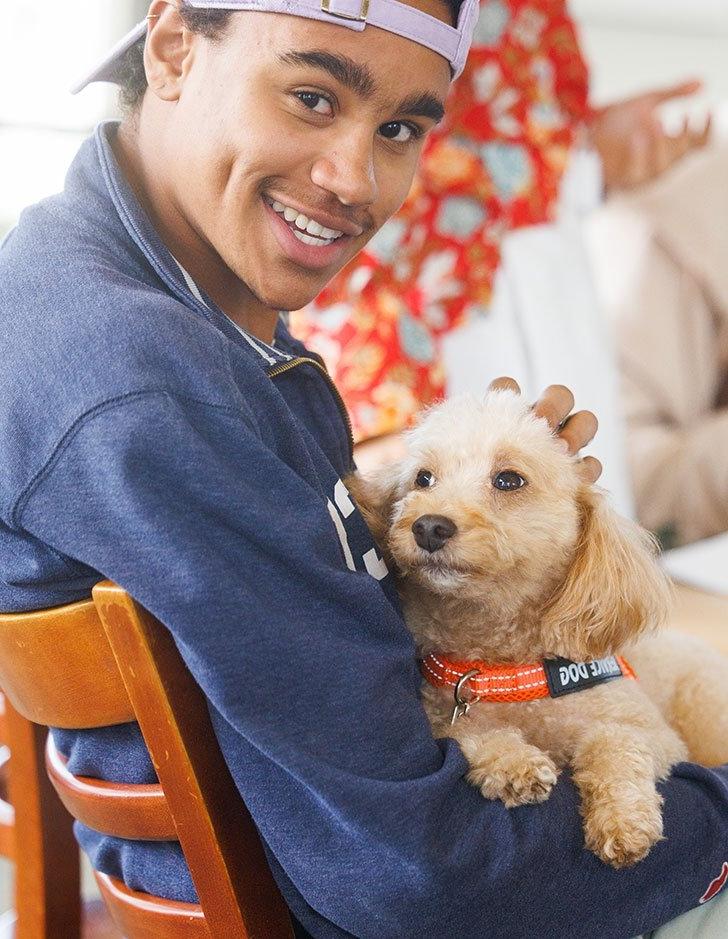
[467,747,558,808]
[583,800,664,868]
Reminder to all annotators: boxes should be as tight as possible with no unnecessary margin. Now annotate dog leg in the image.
[572,724,675,868]
[450,725,559,808]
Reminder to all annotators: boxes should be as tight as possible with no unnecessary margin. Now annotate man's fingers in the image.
[493,383,599,468]
[488,376,521,395]
[578,456,603,484]
[557,410,599,455]
[624,130,651,188]
[644,78,703,107]
[697,112,713,147]
[651,128,671,179]
[532,384,575,431]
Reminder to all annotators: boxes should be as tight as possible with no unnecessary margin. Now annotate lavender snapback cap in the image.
[72,0,478,94]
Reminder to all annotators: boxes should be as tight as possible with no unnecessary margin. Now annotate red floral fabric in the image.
[290,0,590,441]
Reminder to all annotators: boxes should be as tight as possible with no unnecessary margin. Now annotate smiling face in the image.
[124,3,451,328]
[384,392,583,599]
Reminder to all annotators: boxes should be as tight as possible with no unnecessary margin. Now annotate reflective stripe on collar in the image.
[421,653,636,703]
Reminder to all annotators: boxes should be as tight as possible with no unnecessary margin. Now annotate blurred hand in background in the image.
[588,79,712,191]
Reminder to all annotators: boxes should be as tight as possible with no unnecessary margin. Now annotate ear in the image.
[539,487,671,660]
[345,469,400,554]
[144,1,193,102]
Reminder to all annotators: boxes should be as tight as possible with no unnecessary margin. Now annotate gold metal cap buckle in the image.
[321,0,370,22]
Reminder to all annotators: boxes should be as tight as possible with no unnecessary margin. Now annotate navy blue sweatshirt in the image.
[1,122,728,938]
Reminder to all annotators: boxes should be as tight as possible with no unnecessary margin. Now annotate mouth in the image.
[408,554,476,578]
[262,194,359,271]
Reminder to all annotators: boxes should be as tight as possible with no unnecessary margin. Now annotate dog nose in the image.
[412,515,458,553]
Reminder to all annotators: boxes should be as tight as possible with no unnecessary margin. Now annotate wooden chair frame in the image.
[0,583,294,939]
[0,692,82,939]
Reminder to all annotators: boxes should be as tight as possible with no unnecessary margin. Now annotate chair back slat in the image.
[3,695,82,938]
[45,736,176,841]
[0,748,15,861]
[0,820,14,858]
[0,601,133,728]
[95,873,208,939]
[93,582,294,939]
[0,706,14,856]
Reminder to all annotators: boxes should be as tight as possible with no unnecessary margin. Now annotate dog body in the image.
[349,390,728,868]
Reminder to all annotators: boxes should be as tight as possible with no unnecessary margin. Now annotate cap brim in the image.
[71,20,147,95]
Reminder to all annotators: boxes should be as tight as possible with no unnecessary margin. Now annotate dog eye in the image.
[415,470,436,488]
[493,471,527,492]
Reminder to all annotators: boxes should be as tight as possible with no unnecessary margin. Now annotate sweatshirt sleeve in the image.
[15,390,728,939]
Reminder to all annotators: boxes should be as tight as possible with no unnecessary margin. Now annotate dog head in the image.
[351,390,670,660]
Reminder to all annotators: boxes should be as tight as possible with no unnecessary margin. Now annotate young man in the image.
[1,2,727,937]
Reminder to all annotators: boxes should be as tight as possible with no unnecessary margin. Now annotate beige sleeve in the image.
[610,225,728,545]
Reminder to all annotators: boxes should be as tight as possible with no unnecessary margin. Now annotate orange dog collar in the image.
[421,653,636,709]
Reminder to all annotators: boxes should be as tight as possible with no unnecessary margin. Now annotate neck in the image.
[113,120,278,345]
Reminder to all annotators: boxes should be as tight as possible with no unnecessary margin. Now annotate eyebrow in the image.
[277,50,446,124]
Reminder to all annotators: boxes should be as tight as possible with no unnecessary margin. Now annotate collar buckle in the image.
[450,669,479,725]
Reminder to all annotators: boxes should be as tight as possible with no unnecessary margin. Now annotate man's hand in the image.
[489,377,602,483]
[587,80,711,192]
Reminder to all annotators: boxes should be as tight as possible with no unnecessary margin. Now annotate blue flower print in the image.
[398,313,436,364]
[437,197,487,238]
[480,142,533,200]
[472,0,510,47]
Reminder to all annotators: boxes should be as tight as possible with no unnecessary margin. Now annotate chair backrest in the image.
[0,583,294,939]
[0,692,82,939]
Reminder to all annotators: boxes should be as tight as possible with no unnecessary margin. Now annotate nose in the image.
[412,515,458,554]
[310,132,378,208]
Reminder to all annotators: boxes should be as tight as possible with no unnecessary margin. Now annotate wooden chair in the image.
[0,690,84,938]
[0,583,295,939]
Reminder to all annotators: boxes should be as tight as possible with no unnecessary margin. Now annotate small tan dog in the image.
[348,390,728,868]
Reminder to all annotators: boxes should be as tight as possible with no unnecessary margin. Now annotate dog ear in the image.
[345,469,400,551]
[538,486,671,660]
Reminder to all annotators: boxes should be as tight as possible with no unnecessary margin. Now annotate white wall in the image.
[0,1,143,236]
[572,0,728,134]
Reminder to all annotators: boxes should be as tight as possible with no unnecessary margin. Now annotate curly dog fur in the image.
[348,390,728,868]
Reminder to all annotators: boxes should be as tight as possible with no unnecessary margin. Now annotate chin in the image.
[415,566,470,593]
[257,271,332,314]
[397,552,475,593]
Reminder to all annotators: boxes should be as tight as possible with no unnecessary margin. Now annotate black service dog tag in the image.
[544,656,625,698]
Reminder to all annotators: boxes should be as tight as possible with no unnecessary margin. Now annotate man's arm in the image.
[16,391,728,939]
[593,199,728,545]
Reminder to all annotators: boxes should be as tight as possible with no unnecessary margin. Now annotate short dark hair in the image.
[118,0,463,114]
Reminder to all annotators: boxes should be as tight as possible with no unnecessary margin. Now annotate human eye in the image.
[294,90,334,116]
[378,120,425,144]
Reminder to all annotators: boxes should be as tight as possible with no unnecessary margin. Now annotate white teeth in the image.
[267,196,345,240]
[293,229,335,247]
